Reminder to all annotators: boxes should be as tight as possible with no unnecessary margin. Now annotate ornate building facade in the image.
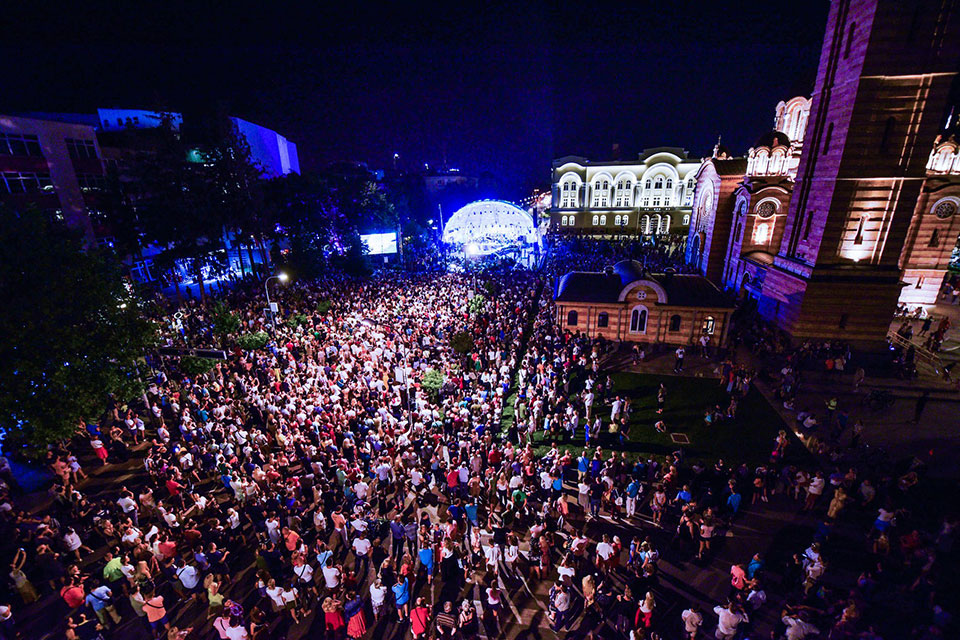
[687,0,960,349]
[548,148,702,238]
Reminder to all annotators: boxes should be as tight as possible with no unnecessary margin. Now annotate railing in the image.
[887,330,945,377]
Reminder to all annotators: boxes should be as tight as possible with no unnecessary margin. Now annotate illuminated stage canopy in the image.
[442,200,540,256]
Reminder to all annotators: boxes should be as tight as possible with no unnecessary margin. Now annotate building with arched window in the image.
[553,260,733,345]
[548,147,702,239]
[684,2,960,348]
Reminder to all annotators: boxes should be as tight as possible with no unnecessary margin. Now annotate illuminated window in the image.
[592,215,599,225]
[683,214,690,225]
[614,215,622,226]
[621,214,628,226]
[560,216,567,226]
[599,215,607,225]
[754,223,771,244]
[702,316,715,335]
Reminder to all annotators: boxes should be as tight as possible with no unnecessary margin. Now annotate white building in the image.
[548,147,702,237]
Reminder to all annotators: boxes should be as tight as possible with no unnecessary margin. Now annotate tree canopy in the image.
[0,208,157,450]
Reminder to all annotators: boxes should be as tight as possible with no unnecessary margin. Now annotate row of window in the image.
[66,138,98,159]
[559,214,691,231]
[0,133,43,157]
[560,176,697,209]
[565,307,716,335]
[1,171,54,194]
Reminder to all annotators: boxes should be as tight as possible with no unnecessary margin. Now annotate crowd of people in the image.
[0,250,956,640]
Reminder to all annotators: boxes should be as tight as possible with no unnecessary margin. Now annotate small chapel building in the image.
[554,259,734,346]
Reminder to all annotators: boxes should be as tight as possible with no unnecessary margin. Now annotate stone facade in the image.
[689,0,960,349]
[548,148,702,238]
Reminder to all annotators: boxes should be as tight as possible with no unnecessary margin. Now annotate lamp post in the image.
[264,272,289,334]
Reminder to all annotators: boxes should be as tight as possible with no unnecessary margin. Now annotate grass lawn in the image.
[529,372,801,467]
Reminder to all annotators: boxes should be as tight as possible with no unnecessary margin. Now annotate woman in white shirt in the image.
[369,577,388,620]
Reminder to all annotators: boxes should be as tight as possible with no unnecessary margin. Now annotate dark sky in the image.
[2,2,829,198]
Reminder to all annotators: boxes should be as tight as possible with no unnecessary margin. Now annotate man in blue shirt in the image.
[85,581,121,627]
[674,485,692,505]
[625,479,641,518]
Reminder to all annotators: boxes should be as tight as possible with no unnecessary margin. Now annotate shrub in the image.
[468,294,486,315]
[316,299,332,315]
[421,369,445,402]
[237,331,270,351]
[450,331,475,355]
[288,313,310,328]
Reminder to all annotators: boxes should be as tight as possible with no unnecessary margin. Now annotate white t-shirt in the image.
[596,542,614,560]
[352,538,372,557]
[369,582,387,606]
[265,585,284,608]
[294,563,314,583]
[322,565,341,588]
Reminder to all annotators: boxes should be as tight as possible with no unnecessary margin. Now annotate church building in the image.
[687,0,960,348]
[553,260,734,346]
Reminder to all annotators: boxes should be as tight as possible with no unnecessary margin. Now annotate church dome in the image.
[754,130,792,149]
[612,259,645,286]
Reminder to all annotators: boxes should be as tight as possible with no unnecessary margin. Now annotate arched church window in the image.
[567,310,578,326]
[630,306,648,334]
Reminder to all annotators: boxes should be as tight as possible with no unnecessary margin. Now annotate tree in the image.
[450,331,475,356]
[210,301,240,338]
[0,207,157,450]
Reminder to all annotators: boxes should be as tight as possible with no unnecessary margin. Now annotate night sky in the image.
[3,2,829,197]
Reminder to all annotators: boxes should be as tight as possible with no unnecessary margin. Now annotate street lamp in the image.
[264,272,289,334]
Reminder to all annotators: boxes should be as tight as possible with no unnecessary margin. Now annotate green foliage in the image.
[468,294,487,315]
[179,356,218,378]
[0,207,157,448]
[288,313,310,328]
[237,331,270,351]
[484,280,498,297]
[316,299,332,315]
[211,301,241,337]
[421,369,445,402]
[450,331,475,356]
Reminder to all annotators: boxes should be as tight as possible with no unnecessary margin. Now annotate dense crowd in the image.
[0,254,955,640]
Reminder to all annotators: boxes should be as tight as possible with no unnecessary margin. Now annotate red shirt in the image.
[165,479,182,496]
[61,585,85,608]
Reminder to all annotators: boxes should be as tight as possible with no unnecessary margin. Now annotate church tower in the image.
[759,0,960,348]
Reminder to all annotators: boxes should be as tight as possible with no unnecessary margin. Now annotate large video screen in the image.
[361,232,398,255]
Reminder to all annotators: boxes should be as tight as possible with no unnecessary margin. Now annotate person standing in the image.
[713,600,748,640]
[674,347,686,373]
[681,605,703,638]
